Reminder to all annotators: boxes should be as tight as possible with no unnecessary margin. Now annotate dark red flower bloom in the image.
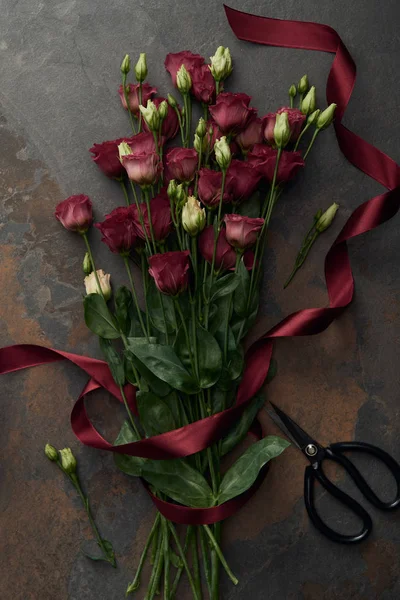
[235,117,264,153]
[128,132,158,155]
[199,225,237,271]
[224,214,264,250]
[143,97,179,140]
[148,250,190,296]
[191,64,216,104]
[95,207,138,254]
[225,160,262,203]
[248,145,305,183]
[55,195,93,233]
[209,93,257,135]
[262,107,305,145]
[132,191,173,242]
[197,168,232,208]
[165,147,198,183]
[118,82,157,115]
[164,51,205,86]
[121,151,162,187]
[89,136,136,179]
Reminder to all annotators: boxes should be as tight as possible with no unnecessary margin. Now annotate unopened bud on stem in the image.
[158,100,168,122]
[139,100,159,131]
[182,196,206,236]
[289,84,297,99]
[274,112,291,149]
[45,443,58,462]
[316,104,337,130]
[214,136,231,171]
[315,202,339,233]
[196,117,207,138]
[301,86,316,115]
[134,53,147,83]
[307,109,321,125]
[298,74,309,95]
[167,93,178,109]
[176,65,192,94]
[209,46,232,82]
[120,54,130,75]
[83,252,92,275]
[59,447,77,474]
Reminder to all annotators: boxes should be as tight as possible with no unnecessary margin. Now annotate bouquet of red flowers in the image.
[50,47,338,599]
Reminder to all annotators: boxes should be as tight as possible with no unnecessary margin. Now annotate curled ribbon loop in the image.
[1,5,399,524]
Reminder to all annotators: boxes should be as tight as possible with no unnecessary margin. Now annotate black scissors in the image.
[268,402,400,544]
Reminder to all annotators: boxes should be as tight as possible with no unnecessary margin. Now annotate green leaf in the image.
[147,279,176,334]
[218,436,290,504]
[210,273,240,302]
[113,420,146,477]
[174,321,222,389]
[114,286,132,335]
[236,190,261,218]
[141,458,214,508]
[233,260,250,317]
[124,348,171,397]
[126,338,199,394]
[83,538,116,567]
[220,394,266,456]
[99,338,125,386]
[213,324,244,382]
[83,294,120,339]
[169,549,183,568]
[136,390,176,436]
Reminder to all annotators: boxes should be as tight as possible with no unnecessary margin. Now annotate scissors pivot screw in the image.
[305,444,318,457]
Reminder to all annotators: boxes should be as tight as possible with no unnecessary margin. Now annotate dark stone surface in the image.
[1,1,399,599]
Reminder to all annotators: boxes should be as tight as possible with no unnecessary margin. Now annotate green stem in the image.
[129,180,151,254]
[138,83,143,133]
[199,527,212,597]
[191,527,203,599]
[122,76,137,134]
[140,253,151,336]
[168,522,201,600]
[294,121,311,151]
[289,96,294,108]
[119,385,141,438]
[194,146,202,196]
[203,103,208,122]
[126,513,161,595]
[283,230,319,288]
[174,105,186,146]
[175,299,196,375]
[162,517,170,600]
[82,234,105,301]
[170,526,193,598]
[215,80,220,96]
[145,531,164,600]
[203,525,238,586]
[123,256,149,340]
[119,179,130,206]
[143,188,158,254]
[303,128,320,159]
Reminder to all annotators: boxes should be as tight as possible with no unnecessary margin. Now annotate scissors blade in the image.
[268,402,321,454]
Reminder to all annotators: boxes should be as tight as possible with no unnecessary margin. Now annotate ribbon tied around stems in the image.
[0,5,399,524]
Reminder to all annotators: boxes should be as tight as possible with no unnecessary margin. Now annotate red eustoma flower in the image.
[262,107,306,145]
[165,148,198,183]
[209,93,257,135]
[199,225,237,271]
[224,214,264,250]
[226,160,262,203]
[164,51,205,86]
[235,117,264,153]
[143,97,179,140]
[132,191,173,242]
[197,168,232,209]
[89,136,135,179]
[121,151,162,187]
[148,250,190,296]
[95,207,138,254]
[118,82,157,115]
[191,64,216,104]
[248,145,305,183]
[55,195,93,233]
[128,132,158,155]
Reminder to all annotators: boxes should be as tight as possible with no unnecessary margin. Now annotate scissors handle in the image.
[329,441,400,510]
[304,456,373,544]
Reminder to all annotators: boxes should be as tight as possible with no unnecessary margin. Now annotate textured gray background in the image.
[1,1,400,599]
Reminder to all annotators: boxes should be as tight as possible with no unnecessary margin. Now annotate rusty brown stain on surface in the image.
[361,539,398,595]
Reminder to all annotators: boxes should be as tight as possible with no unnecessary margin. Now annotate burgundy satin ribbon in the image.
[1,5,399,524]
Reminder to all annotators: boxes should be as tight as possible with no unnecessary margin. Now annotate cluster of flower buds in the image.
[45,444,77,474]
[120,52,148,84]
[209,46,233,82]
[193,117,208,153]
[182,196,206,237]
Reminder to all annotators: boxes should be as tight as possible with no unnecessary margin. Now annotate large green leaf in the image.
[113,420,146,477]
[220,394,265,456]
[141,459,214,508]
[83,294,120,339]
[126,338,199,394]
[99,338,125,386]
[147,279,176,334]
[233,260,250,317]
[114,286,133,335]
[136,390,176,436]
[210,273,240,302]
[218,436,290,504]
[124,349,171,397]
[174,321,222,389]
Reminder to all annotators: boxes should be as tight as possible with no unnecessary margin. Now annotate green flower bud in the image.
[167,179,178,201]
[134,53,147,83]
[139,100,159,131]
[175,183,187,207]
[194,133,207,154]
[273,112,291,149]
[120,54,131,75]
[288,84,297,99]
[196,117,207,138]
[182,196,206,237]
[214,136,231,171]
[176,65,192,94]
[209,46,233,81]
[167,93,178,109]
[158,100,168,122]
[45,443,58,462]
[315,202,339,233]
[301,86,316,115]
[307,109,321,125]
[59,447,77,474]
[314,208,323,222]
[298,74,309,95]
[316,103,337,130]
[118,141,133,159]
[84,269,112,301]
[82,252,92,275]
